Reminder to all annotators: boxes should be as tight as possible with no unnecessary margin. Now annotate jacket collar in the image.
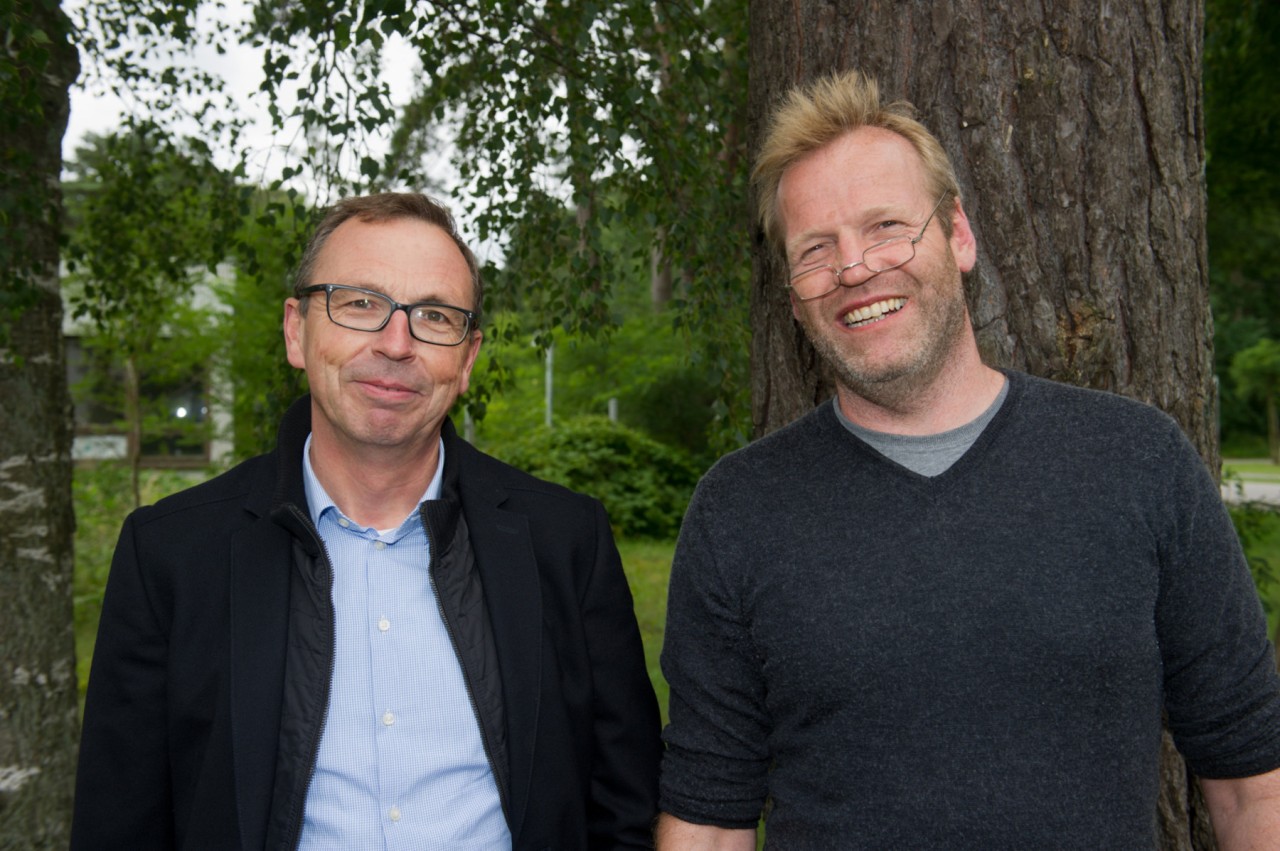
[236,395,544,841]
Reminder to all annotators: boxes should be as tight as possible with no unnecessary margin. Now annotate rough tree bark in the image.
[0,0,81,846]
[748,1,1215,848]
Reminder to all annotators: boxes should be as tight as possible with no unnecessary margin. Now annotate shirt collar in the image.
[300,433,445,532]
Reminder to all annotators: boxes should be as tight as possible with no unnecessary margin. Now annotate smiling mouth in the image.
[843,298,906,328]
[360,379,416,396]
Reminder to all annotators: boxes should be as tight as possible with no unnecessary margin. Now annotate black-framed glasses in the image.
[299,284,476,346]
[787,194,949,302]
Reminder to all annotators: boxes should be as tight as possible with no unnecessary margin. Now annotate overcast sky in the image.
[62,1,421,186]
[58,5,501,255]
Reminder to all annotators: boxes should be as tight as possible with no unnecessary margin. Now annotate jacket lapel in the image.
[459,476,543,840]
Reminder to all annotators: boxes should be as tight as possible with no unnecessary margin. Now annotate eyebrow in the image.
[786,201,923,244]
[333,283,465,306]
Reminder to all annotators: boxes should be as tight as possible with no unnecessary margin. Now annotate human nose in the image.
[375,307,417,357]
[835,256,877,289]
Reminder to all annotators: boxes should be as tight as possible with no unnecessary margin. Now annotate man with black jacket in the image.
[72,192,662,850]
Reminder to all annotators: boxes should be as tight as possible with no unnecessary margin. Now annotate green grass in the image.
[1224,459,1280,481]
[617,539,673,724]
[1222,458,1280,637]
[1249,517,1280,620]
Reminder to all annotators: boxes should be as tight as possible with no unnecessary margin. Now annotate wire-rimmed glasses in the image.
[787,195,949,302]
[299,284,476,346]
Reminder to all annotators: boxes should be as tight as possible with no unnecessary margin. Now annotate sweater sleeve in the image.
[658,479,771,828]
[1156,426,1280,778]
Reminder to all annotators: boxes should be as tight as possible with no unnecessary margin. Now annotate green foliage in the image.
[0,0,76,342]
[1232,338,1280,401]
[1207,0,1280,449]
[73,0,752,448]
[494,416,699,540]
[70,0,753,450]
[71,296,221,458]
[1206,0,1280,219]
[63,124,241,328]
[70,0,239,140]
[73,464,207,695]
[62,128,318,463]
[217,191,313,459]
[472,310,724,467]
[62,127,246,489]
[1215,313,1269,441]
[246,0,752,445]
[1231,338,1280,462]
[1227,498,1280,635]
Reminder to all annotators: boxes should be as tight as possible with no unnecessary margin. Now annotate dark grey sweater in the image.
[659,371,1280,848]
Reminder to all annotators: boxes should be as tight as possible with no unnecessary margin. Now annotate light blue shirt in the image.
[297,435,511,850]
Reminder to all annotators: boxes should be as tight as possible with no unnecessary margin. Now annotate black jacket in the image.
[72,396,662,849]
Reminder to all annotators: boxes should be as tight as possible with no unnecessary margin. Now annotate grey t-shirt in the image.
[832,378,1009,476]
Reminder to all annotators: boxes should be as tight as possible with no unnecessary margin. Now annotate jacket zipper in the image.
[422,513,513,826]
[282,504,338,851]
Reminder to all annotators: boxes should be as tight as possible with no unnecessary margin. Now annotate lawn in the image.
[616,539,673,723]
[1224,459,1280,481]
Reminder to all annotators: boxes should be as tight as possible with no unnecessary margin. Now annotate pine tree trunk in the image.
[0,0,81,846]
[748,1,1215,847]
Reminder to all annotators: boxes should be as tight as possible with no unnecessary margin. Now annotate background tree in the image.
[748,0,1215,848]
[0,0,80,846]
[1205,0,1280,454]
[1232,339,1280,464]
[70,0,753,453]
[64,125,241,502]
[242,0,752,447]
[218,192,312,460]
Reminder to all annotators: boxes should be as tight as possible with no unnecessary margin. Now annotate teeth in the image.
[843,298,906,327]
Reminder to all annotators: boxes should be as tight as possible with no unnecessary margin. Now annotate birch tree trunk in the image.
[0,0,81,846]
[748,1,1215,847]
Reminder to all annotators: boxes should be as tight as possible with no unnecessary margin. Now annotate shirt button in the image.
[389,806,402,822]
[382,711,395,726]
[378,617,391,632]
[338,518,350,528]
[374,540,386,550]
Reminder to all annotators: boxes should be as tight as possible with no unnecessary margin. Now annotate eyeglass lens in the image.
[788,194,948,301]
[326,287,469,344]
[790,238,916,300]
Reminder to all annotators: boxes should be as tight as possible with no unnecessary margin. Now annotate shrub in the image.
[1228,497,1280,631]
[495,416,701,539]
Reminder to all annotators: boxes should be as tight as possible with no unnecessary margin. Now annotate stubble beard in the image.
[801,265,972,413]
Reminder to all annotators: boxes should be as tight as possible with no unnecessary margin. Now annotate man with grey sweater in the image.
[656,70,1280,849]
